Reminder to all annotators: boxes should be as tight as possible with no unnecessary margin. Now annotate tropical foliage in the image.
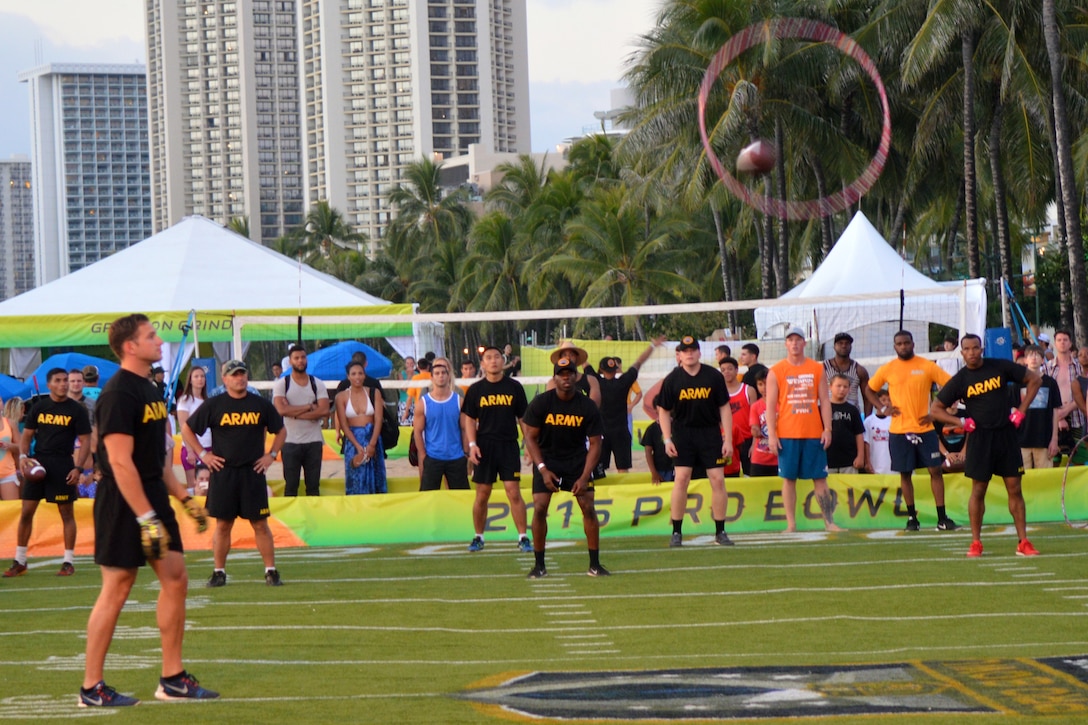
[270,0,1088,348]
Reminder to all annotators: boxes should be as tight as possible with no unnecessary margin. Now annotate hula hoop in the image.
[1060,434,1088,528]
[697,18,892,220]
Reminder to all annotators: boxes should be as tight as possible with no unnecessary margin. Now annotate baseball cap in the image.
[675,335,700,352]
[599,357,619,372]
[222,359,248,375]
[833,332,853,343]
[1037,333,1050,344]
[785,326,806,340]
[554,357,578,375]
[81,365,99,383]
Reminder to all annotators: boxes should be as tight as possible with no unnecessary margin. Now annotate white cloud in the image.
[525,0,659,84]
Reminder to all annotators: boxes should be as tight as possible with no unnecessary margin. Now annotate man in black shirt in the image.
[183,359,286,587]
[81,314,214,707]
[3,368,91,578]
[461,345,532,553]
[523,357,606,578]
[596,337,665,473]
[931,334,1041,559]
[656,335,734,547]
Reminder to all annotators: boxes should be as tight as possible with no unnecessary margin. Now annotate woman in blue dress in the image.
[334,361,386,494]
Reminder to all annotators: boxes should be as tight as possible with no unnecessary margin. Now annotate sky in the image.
[0,0,661,160]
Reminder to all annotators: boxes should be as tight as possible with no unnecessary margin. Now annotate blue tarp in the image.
[23,353,120,396]
[302,341,392,382]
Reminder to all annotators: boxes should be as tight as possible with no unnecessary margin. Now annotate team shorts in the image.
[532,463,596,495]
[965,426,1024,482]
[777,438,828,481]
[599,427,633,470]
[889,431,943,472]
[94,478,183,568]
[207,465,271,521]
[21,454,79,504]
[750,462,779,478]
[673,426,727,470]
[472,439,522,485]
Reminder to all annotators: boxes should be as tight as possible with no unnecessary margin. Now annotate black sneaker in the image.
[154,670,219,701]
[527,566,547,579]
[669,532,683,548]
[936,518,959,531]
[79,681,139,707]
[905,517,920,532]
[205,571,226,588]
[587,565,611,577]
[265,569,282,586]
[714,531,734,546]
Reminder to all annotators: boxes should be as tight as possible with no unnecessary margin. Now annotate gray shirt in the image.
[272,373,329,444]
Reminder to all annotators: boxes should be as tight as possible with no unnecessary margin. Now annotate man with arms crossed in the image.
[930,334,1041,557]
[765,327,845,532]
[183,359,286,587]
[272,343,329,496]
[3,368,91,577]
[81,314,213,707]
[864,330,958,531]
[656,335,734,547]
[461,345,532,552]
[523,357,607,578]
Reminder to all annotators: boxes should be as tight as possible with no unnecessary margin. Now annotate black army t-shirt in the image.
[187,392,284,468]
[524,389,603,471]
[461,377,528,442]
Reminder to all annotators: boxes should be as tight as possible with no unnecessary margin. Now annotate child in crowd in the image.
[748,369,778,477]
[827,373,864,474]
[864,389,893,474]
[193,466,211,497]
[1016,344,1062,468]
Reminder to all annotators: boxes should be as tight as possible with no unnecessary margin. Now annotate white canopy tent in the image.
[754,212,987,361]
[0,216,436,377]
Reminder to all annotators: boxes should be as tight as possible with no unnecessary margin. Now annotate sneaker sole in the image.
[1015,551,1039,557]
[78,700,140,708]
[154,686,217,701]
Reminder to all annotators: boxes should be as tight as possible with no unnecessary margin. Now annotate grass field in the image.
[2,522,1088,723]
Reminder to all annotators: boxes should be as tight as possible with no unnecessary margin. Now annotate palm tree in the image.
[485,154,549,216]
[227,216,250,239]
[386,157,474,266]
[456,212,528,342]
[297,200,364,258]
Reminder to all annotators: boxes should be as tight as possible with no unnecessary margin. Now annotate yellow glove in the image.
[139,515,171,561]
[181,496,209,534]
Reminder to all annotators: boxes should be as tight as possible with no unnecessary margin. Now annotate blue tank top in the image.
[422,392,464,461]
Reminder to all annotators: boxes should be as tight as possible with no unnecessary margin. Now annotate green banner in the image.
[0,305,415,347]
[267,467,1088,546]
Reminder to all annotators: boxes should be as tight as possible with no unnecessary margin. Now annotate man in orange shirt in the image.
[864,330,957,532]
[766,327,844,533]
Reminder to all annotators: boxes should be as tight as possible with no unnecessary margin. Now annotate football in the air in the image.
[24,459,46,483]
[736,139,776,175]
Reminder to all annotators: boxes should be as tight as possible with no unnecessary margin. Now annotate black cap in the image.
[600,357,619,372]
[676,335,700,352]
[834,332,853,343]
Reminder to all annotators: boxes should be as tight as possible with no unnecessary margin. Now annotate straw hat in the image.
[549,341,588,367]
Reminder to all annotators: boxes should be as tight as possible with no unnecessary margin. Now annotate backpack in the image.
[378,395,401,451]
[283,373,320,400]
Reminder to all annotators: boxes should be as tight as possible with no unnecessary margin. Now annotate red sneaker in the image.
[57,562,75,576]
[1016,539,1040,557]
[2,561,27,577]
[966,540,983,558]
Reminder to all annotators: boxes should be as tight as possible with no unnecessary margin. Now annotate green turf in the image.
[2,524,1088,723]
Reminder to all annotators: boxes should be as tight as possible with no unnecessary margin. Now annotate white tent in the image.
[754,212,987,359]
[0,216,430,375]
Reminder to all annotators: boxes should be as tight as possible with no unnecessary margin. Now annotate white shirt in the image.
[864,414,892,474]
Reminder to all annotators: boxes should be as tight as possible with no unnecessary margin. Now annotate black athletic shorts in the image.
[965,426,1025,482]
[207,465,271,521]
[532,463,595,495]
[21,454,79,504]
[472,439,522,485]
[600,426,633,470]
[94,478,183,568]
[420,455,470,491]
[673,426,727,470]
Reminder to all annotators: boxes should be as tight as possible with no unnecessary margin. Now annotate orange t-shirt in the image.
[0,417,16,478]
[868,356,951,434]
[771,358,826,439]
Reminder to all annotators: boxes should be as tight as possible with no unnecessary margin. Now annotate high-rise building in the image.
[18,63,153,285]
[301,0,530,252]
[145,0,304,244]
[0,156,35,299]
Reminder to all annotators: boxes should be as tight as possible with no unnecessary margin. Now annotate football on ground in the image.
[736,139,776,175]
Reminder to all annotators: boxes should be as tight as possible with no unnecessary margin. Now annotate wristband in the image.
[136,510,157,524]
[537,462,546,471]
[468,441,477,447]
[664,437,672,444]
